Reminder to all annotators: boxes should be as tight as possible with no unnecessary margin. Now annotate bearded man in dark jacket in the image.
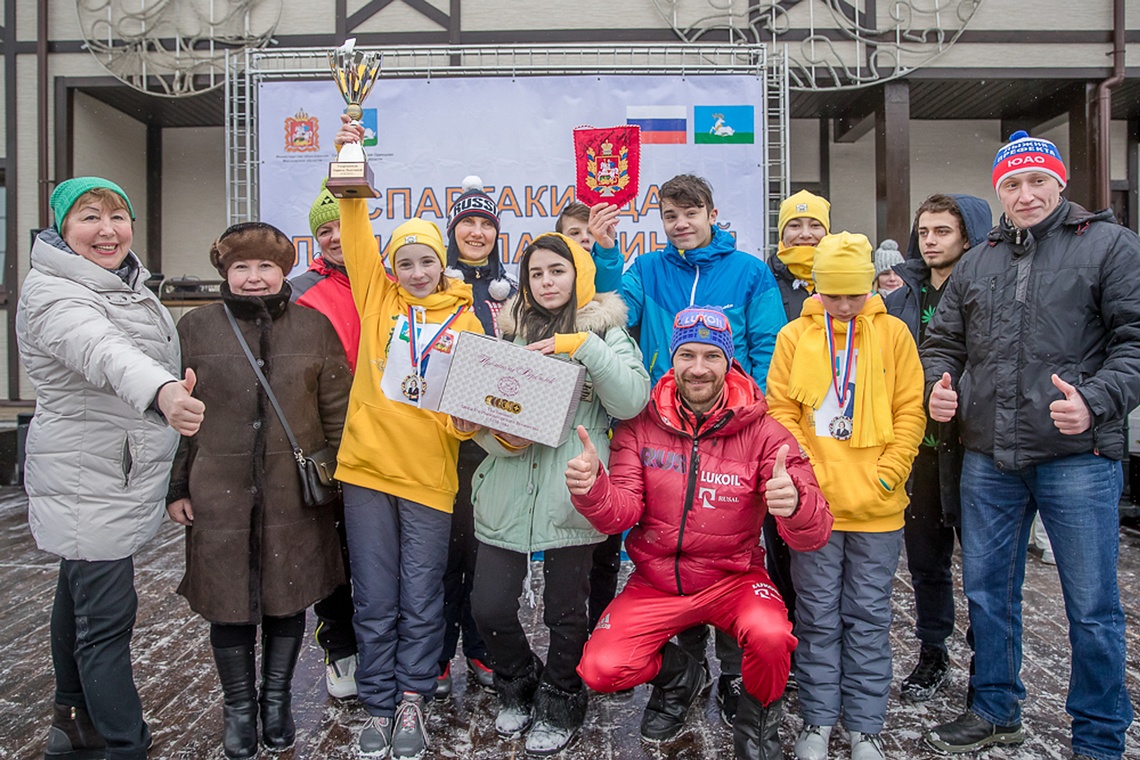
[922,132,1140,760]
[883,192,990,703]
[565,307,832,759]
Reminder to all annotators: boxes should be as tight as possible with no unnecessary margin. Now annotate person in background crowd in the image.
[763,188,832,702]
[470,232,649,756]
[555,202,595,251]
[770,189,830,319]
[19,176,204,760]
[334,117,485,760]
[882,192,991,704]
[166,222,350,760]
[589,174,787,726]
[923,131,1140,760]
[289,180,361,701]
[435,176,517,698]
[767,232,925,760]
[569,307,831,760]
[872,240,905,295]
[556,201,623,635]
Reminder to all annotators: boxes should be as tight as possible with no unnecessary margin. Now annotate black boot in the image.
[493,654,543,739]
[259,635,302,751]
[212,645,260,760]
[525,682,588,755]
[640,642,709,742]
[44,703,107,760]
[733,690,784,760]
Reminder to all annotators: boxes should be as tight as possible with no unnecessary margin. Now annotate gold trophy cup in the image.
[328,39,382,198]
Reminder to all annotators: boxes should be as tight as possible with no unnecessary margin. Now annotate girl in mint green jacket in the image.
[470,232,648,756]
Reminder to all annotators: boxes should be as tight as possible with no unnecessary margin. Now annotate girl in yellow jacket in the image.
[334,120,484,759]
[766,231,924,760]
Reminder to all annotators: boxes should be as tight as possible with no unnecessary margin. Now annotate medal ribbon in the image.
[407,305,466,377]
[825,316,856,412]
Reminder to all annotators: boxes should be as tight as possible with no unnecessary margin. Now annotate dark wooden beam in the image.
[347,0,399,33]
[404,0,449,28]
[875,81,911,246]
[833,113,874,143]
[53,77,71,182]
[1128,117,1138,231]
[336,0,346,40]
[1067,83,1097,210]
[145,124,162,274]
[819,117,830,199]
[830,86,879,143]
[1000,112,1067,143]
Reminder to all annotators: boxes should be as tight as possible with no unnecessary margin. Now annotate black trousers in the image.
[52,557,149,760]
[210,611,307,649]
[587,532,624,633]
[904,448,961,646]
[763,512,797,624]
[313,501,358,662]
[472,541,593,693]
[439,441,488,667]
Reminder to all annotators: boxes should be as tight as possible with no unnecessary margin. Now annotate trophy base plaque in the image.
[327,161,380,199]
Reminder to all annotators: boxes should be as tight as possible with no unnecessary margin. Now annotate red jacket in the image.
[572,365,832,596]
[290,258,361,372]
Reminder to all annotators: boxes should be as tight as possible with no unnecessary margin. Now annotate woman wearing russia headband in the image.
[333,118,484,760]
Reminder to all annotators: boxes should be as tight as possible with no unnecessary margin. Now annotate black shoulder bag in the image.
[225,305,340,507]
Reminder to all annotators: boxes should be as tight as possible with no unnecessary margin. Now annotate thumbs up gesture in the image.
[1049,373,1091,435]
[764,444,799,517]
[565,425,600,496]
[158,368,206,436]
[929,372,958,422]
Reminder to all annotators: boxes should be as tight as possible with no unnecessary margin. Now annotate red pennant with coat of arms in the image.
[573,125,641,208]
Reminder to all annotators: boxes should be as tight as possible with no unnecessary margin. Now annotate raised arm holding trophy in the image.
[327,38,382,199]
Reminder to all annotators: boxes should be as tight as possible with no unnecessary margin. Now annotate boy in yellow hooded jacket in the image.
[766,231,924,760]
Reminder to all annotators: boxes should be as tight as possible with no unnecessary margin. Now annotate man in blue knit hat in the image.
[922,132,1140,759]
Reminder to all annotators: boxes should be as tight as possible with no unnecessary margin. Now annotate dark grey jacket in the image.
[921,198,1140,469]
[884,195,990,523]
[767,255,811,321]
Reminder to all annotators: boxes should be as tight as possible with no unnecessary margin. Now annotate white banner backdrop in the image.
[258,75,766,278]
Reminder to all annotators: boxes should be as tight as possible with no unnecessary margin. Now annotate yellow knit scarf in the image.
[777,244,816,290]
[786,301,894,448]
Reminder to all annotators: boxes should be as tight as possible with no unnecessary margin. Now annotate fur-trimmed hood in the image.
[498,290,628,339]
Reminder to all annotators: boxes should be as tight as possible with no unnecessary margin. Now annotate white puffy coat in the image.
[16,232,180,560]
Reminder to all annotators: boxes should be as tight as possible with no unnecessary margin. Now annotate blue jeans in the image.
[960,450,1132,760]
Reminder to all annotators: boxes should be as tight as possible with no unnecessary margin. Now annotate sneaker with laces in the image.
[391,693,429,760]
[467,657,496,692]
[850,731,885,760]
[715,674,743,727]
[326,654,358,700]
[435,662,452,700]
[359,715,393,758]
[793,724,832,760]
[901,644,950,702]
[925,710,1024,753]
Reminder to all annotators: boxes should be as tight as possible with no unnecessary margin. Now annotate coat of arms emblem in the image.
[285,110,319,153]
[573,125,641,208]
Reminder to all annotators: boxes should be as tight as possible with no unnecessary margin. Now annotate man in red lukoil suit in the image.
[565,306,833,759]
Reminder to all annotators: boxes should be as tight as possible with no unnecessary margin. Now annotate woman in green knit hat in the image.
[18,176,205,760]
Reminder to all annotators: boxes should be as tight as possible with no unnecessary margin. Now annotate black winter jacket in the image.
[921,198,1140,469]
[767,255,811,321]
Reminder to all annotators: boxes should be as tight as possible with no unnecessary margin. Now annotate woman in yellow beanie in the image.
[333,120,485,760]
[771,189,831,320]
[766,231,924,760]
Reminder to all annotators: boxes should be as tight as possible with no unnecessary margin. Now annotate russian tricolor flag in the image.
[626,106,687,144]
